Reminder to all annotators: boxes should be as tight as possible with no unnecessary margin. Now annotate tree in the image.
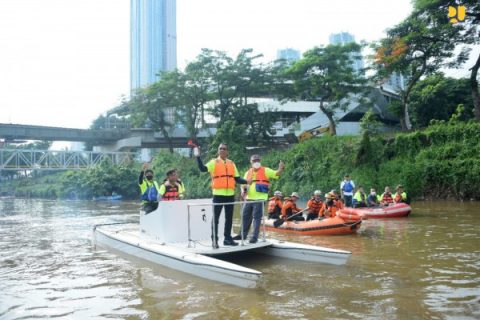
[374,4,473,130]
[208,120,249,168]
[126,71,181,153]
[178,59,212,146]
[284,43,367,135]
[409,73,474,127]
[190,48,279,146]
[413,0,480,120]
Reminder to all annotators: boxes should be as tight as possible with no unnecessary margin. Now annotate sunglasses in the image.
[219,147,227,150]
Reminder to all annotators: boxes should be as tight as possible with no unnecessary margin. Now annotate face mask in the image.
[371,192,376,196]
[252,162,261,169]
[146,175,153,181]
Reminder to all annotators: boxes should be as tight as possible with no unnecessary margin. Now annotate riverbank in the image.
[1,122,479,201]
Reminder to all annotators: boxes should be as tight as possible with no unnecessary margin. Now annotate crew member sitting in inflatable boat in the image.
[353,186,367,208]
[394,185,410,204]
[330,190,344,210]
[380,186,394,206]
[367,188,380,207]
[281,192,305,221]
[306,190,325,220]
[268,191,283,219]
[159,169,185,201]
[324,192,340,218]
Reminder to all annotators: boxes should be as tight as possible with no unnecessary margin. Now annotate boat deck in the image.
[98,223,272,256]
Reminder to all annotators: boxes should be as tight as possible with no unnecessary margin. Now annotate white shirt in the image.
[340,179,355,196]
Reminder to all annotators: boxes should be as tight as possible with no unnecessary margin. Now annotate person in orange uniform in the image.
[324,192,338,218]
[158,169,185,201]
[306,190,325,220]
[329,189,344,210]
[281,192,305,221]
[268,190,283,219]
[195,143,248,248]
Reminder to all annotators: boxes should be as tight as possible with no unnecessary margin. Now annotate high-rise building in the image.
[276,48,301,64]
[329,32,364,74]
[329,32,355,46]
[130,0,177,91]
[386,72,406,91]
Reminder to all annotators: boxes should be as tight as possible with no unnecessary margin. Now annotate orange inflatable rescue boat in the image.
[339,203,411,219]
[265,216,362,236]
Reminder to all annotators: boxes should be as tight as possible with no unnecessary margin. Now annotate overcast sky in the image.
[0,0,476,129]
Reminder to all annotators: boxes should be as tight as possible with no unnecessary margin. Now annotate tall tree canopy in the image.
[413,0,480,120]
[284,43,367,135]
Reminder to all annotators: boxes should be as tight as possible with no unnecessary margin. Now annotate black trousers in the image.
[142,202,158,214]
[212,195,235,241]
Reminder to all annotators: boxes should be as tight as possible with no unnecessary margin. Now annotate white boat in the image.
[93,199,351,288]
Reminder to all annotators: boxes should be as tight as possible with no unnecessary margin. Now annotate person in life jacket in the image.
[330,189,344,210]
[281,192,305,221]
[324,192,340,218]
[158,169,185,201]
[196,143,248,248]
[139,163,160,213]
[340,175,355,207]
[380,186,394,206]
[353,186,367,208]
[394,185,409,204]
[306,190,325,220]
[267,190,283,220]
[234,154,284,243]
[367,188,380,207]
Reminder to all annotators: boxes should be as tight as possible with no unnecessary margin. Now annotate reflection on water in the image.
[0,199,479,319]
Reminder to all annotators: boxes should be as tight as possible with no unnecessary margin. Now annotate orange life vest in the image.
[162,182,180,201]
[381,192,394,203]
[211,158,235,190]
[281,198,301,218]
[325,205,337,218]
[268,197,282,214]
[246,167,270,191]
[334,199,344,210]
[307,198,324,214]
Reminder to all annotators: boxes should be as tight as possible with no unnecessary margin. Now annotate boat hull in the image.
[255,239,351,266]
[93,222,352,288]
[94,224,261,288]
[264,216,361,235]
[340,203,412,219]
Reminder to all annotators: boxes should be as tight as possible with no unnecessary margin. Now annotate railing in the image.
[186,200,267,248]
[0,149,135,170]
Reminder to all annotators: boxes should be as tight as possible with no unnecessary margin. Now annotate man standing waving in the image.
[196,143,248,248]
[234,155,284,243]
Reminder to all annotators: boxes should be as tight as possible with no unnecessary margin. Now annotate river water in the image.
[0,199,479,320]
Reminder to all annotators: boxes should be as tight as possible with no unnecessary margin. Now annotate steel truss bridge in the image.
[0,149,135,171]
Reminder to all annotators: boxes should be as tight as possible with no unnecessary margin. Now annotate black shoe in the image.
[249,238,258,244]
[223,239,238,246]
[212,242,219,249]
[232,234,243,240]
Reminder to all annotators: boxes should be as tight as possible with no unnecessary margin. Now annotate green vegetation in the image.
[262,121,480,200]
[2,159,139,200]
[2,122,478,201]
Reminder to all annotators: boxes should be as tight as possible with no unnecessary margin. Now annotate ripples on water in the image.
[0,199,479,319]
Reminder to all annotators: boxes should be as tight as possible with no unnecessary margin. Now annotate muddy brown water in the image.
[0,199,479,319]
